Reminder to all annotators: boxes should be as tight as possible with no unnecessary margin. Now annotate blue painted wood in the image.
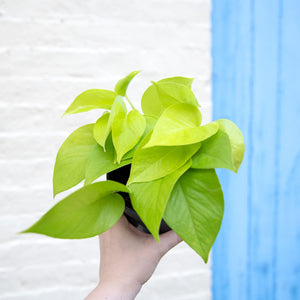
[211,0,300,299]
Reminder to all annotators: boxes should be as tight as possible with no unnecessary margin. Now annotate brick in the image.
[0,48,210,80]
[0,76,210,107]
[0,0,210,24]
[0,105,100,133]
[0,261,99,293]
[0,188,52,215]
[0,20,209,50]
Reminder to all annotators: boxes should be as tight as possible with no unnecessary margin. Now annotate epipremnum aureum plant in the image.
[22,71,245,263]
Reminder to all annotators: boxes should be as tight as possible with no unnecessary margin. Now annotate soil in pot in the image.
[107,164,171,234]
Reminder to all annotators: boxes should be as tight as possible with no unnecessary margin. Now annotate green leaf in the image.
[85,136,132,185]
[144,103,201,147]
[153,81,199,108]
[114,71,140,96]
[93,111,110,148]
[122,115,157,160]
[144,104,219,147]
[22,181,128,239]
[159,76,194,88]
[53,124,97,197]
[191,119,245,172]
[93,96,127,149]
[63,89,117,116]
[127,132,200,184]
[141,76,195,117]
[129,160,191,241]
[112,109,146,163]
[164,169,224,263]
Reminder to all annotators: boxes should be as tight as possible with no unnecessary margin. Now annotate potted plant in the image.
[22,71,245,263]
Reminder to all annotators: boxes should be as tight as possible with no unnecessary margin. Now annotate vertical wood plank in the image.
[211,0,300,299]
[249,1,280,299]
[277,0,300,298]
[211,0,252,299]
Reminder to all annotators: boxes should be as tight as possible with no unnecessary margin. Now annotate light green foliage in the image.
[85,136,132,185]
[191,119,245,172]
[153,81,199,108]
[22,181,128,238]
[127,133,201,184]
[129,161,191,241]
[144,103,200,147]
[159,76,194,88]
[63,89,117,116]
[115,71,140,96]
[24,71,244,262]
[164,169,224,263]
[141,76,195,117]
[93,111,110,148]
[53,124,97,197]
[122,115,157,160]
[113,109,146,163]
[93,96,127,149]
[144,103,219,147]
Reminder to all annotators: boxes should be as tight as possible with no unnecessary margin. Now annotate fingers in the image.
[158,230,182,255]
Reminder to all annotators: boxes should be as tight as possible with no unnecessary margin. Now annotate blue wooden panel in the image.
[277,1,300,298]
[211,0,300,299]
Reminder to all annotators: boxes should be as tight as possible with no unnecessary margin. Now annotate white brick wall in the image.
[0,0,212,299]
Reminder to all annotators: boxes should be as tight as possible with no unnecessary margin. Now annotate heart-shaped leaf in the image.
[144,103,219,147]
[22,181,128,239]
[127,133,200,184]
[191,119,245,172]
[164,168,224,263]
[114,71,140,96]
[53,124,97,197]
[63,89,117,116]
[153,81,199,108]
[122,115,157,160]
[85,136,132,185]
[129,160,191,241]
[93,96,127,149]
[93,111,110,148]
[159,76,194,88]
[112,109,146,163]
[141,76,195,117]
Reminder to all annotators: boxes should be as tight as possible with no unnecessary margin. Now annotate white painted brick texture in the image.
[0,0,212,299]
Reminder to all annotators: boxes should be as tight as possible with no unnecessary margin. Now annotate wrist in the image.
[93,279,142,300]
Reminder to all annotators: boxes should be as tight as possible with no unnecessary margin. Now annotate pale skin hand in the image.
[85,215,182,300]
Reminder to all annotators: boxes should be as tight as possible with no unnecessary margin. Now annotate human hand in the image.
[85,214,182,300]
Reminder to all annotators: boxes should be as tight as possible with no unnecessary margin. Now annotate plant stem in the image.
[125,95,136,110]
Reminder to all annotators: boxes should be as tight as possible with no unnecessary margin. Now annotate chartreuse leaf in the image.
[164,169,224,263]
[22,181,128,239]
[144,103,219,147]
[63,89,117,116]
[114,71,140,96]
[153,81,199,108]
[113,109,146,163]
[85,135,132,185]
[93,96,126,149]
[159,76,194,88]
[127,132,200,184]
[53,124,97,197]
[129,160,191,241]
[191,119,245,172]
[141,76,194,117]
[144,103,201,147]
[122,115,157,160]
[93,111,110,148]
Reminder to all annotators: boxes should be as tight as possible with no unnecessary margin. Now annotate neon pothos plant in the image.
[22,71,245,263]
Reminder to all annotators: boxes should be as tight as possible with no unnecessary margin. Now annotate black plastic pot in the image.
[107,164,171,234]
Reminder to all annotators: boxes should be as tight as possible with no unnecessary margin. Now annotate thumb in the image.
[158,230,182,255]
